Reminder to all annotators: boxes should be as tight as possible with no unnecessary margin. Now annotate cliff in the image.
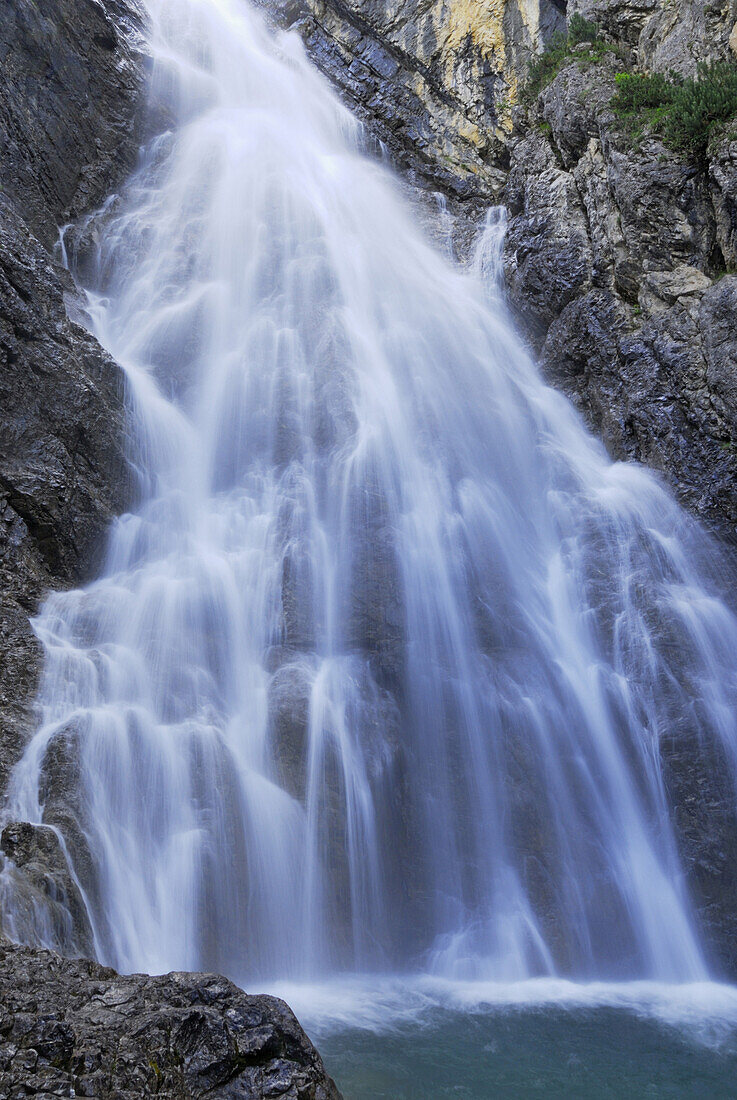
[278,0,564,198]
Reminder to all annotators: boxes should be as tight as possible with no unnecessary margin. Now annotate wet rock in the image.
[0,0,145,826]
[0,821,93,958]
[659,726,737,979]
[0,937,342,1099]
[0,199,133,812]
[268,659,317,800]
[0,0,146,249]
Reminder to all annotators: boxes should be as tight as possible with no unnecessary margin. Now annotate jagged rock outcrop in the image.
[502,28,737,536]
[0,937,341,1099]
[276,0,564,198]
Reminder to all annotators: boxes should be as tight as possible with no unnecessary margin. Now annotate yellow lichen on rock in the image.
[431,0,543,116]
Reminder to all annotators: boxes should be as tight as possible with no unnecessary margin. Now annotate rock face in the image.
[503,44,737,536]
[502,3,737,971]
[0,1,144,810]
[278,0,564,199]
[1,0,148,249]
[0,937,341,1099]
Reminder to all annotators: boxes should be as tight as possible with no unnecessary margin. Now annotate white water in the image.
[4,0,737,992]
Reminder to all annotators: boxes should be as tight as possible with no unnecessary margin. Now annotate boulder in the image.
[0,937,342,1099]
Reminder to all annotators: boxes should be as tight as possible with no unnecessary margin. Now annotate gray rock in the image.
[271,0,563,200]
[710,120,737,270]
[504,129,594,344]
[0,937,342,1099]
[700,275,737,437]
[638,0,737,76]
[0,0,146,248]
[0,821,94,959]
[0,0,145,822]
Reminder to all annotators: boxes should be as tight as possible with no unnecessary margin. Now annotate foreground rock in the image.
[0,938,342,1099]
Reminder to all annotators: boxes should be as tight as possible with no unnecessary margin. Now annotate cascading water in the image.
[4,0,737,992]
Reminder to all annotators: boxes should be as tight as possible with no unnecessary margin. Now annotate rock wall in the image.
[504,55,737,535]
[278,0,564,198]
[0,0,146,806]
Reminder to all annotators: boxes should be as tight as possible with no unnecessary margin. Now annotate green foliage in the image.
[521,16,623,105]
[568,14,599,46]
[612,63,737,156]
[522,31,569,104]
[611,70,677,113]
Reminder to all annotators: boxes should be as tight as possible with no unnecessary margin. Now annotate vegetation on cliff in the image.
[612,62,737,157]
[522,14,625,104]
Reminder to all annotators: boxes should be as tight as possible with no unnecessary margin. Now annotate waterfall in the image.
[4,0,737,987]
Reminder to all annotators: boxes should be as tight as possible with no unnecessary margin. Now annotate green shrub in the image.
[612,62,737,156]
[611,70,678,113]
[664,63,737,152]
[568,14,599,46]
[522,32,569,104]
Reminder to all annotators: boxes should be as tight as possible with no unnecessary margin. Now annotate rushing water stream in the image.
[4,0,737,1092]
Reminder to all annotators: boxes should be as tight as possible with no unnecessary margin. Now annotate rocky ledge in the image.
[0,937,341,1099]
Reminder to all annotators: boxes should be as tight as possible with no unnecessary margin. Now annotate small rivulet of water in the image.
[2,0,737,1001]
